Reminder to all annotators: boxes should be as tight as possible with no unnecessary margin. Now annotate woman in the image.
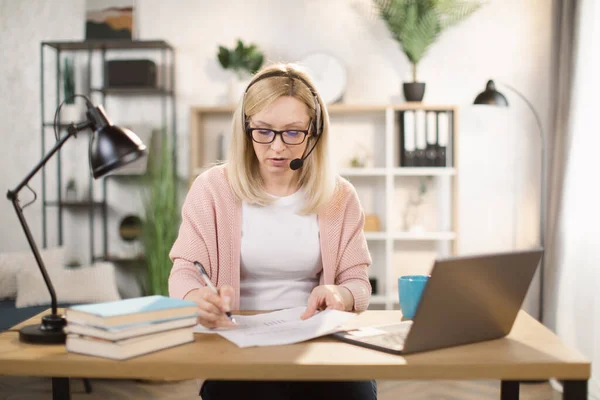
[168,63,376,399]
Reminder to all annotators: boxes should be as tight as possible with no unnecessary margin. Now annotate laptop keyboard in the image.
[355,322,413,350]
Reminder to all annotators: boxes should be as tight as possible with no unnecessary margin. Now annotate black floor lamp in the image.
[6,95,147,344]
[473,79,546,322]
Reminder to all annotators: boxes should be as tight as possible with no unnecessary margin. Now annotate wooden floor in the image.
[0,377,560,399]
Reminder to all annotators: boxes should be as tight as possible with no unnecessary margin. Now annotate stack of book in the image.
[64,295,198,360]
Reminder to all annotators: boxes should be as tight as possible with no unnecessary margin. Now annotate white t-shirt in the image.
[239,190,322,310]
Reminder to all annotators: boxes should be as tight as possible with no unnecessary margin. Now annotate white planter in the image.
[229,74,252,105]
[60,104,82,124]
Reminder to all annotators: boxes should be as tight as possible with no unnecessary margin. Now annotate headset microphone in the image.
[289,130,323,171]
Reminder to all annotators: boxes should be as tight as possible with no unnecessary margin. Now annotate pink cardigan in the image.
[168,164,372,311]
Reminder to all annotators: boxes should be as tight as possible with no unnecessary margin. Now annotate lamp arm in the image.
[6,120,92,316]
[500,82,547,322]
[499,83,546,149]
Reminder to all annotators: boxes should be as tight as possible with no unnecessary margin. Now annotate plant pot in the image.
[229,74,252,104]
[60,103,82,124]
[403,82,426,102]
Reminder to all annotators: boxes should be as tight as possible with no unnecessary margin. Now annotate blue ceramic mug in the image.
[398,275,429,319]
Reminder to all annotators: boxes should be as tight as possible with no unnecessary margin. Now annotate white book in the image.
[438,112,449,147]
[66,327,195,360]
[65,316,197,341]
[403,111,415,151]
[415,110,427,150]
[427,111,437,144]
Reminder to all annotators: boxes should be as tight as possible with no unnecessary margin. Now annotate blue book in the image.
[65,295,198,328]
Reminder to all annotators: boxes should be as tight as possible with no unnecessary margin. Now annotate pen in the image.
[193,261,236,324]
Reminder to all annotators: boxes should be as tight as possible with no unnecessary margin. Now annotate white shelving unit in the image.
[189,103,458,310]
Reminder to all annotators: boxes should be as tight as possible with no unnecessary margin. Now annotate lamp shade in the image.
[473,80,509,106]
[90,124,147,179]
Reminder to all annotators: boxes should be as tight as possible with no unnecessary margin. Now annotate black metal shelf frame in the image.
[40,40,177,264]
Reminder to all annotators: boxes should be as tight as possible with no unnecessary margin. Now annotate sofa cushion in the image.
[0,247,65,299]
[15,261,121,308]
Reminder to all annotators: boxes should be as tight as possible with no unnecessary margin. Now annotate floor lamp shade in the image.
[473,80,509,106]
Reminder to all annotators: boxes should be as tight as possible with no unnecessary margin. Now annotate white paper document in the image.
[194,306,357,348]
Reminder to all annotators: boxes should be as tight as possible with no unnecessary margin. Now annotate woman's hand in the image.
[184,285,235,329]
[300,285,354,320]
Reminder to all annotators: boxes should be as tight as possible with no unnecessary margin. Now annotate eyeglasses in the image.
[247,122,311,145]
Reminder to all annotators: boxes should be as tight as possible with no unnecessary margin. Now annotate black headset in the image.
[241,70,323,170]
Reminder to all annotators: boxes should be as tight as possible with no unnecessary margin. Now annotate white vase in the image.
[229,74,252,105]
[60,104,82,124]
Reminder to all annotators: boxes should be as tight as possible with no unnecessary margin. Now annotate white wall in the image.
[0,0,552,312]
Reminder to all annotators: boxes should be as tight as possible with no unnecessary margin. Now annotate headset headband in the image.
[241,70,322,137]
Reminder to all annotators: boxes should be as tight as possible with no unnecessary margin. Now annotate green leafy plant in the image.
[373,0,483,81]
[63,57,75,104]
[141,129,180,296]
[217,39,264,78]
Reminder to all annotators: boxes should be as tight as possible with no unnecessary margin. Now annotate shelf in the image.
[45,201,105,208]
[91,87,173,96]
[392,167,456,176]
[339,168,386,177]
[94,255,146,264]
[42,40,173,51]
[392,231,456,241]
[190,103,458,116]
[364,232,386,240]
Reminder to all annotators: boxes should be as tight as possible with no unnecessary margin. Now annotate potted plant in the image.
[373,0,483,102]
[217,39,264,103]
[141,129,179,296]
[60,57,80,122]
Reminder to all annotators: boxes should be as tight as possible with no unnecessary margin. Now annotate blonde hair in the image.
[226,63,336,215]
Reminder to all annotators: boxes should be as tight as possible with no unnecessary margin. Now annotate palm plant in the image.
[373,0,483,82]
[141,129,180,296]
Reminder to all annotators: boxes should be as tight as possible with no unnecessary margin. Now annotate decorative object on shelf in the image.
[349,145,373,168]
[403,177,430,232]
[373,0,483,102]
[119,214,143,242]
[299,52,347,104]
[118,214,144,260]
[473,79,546,322]
[364,215,381,232]
[85,0,134,40]
[65,178,77,202]
[6,94,146,344]
[105,59,157,88]
[217,39,265,104]
[141,130,179,296]
[66,258,82,268]
[60,57,81,123]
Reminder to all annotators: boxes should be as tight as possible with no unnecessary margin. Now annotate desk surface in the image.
[0,309,590,381]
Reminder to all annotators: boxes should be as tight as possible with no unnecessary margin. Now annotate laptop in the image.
[332,249,543,354]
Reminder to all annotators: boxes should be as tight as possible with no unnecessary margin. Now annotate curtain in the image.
[544,0,600,397]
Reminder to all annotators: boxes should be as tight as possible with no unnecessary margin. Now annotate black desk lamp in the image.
[6,95,147,344]
[473,79,546,322]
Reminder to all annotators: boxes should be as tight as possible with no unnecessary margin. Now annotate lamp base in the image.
[19,314,66,344]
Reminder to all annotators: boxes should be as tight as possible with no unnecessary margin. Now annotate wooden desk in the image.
[0,309,590,400]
